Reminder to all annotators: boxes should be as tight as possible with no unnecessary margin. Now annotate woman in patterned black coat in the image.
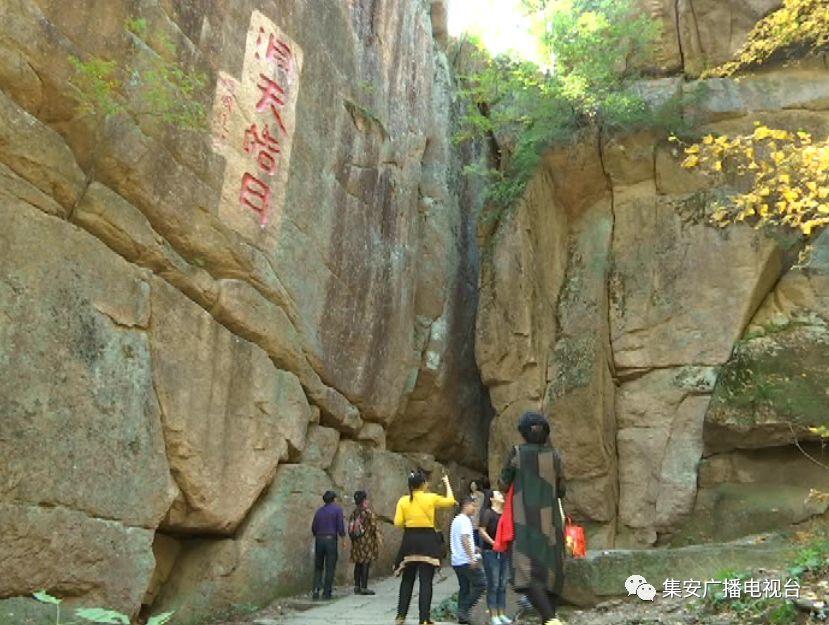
[500,411,567,625]
[349,490,382,595]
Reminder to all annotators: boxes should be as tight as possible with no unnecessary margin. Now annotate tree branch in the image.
[788,421,829,472]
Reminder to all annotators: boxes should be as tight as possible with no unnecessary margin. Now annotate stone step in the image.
[562,532,799,607]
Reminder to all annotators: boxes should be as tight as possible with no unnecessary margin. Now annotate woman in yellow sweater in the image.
[393,470,456,625]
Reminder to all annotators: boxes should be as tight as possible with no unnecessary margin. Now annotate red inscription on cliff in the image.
[210,10,303,235]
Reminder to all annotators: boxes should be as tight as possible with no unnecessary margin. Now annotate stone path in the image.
[270,568,460,625]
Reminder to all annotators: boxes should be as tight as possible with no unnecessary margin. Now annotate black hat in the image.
[517,411,550,444]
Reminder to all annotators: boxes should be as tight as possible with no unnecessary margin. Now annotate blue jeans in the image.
[482,550,508,610]
[453,563,486,621]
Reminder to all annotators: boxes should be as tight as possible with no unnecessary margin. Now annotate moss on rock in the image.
[705,322,829,451]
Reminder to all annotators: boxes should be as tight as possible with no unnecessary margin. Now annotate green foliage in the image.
[146,612,174,625]
[702,569,782,622]
[125,17,149,39]
[431,592,458,621]
[33,592,62,606]
[539,0,661,115]
[456,55,574,220]
[67,56,122,117]
[787,537,829,578]
[356,79,376,96]
[68,17,208,130]
[701,535,829,624]
[74,609,129,625]
[33,590,174,625]
[456,0,685,218]
[809,425,829,438]
[33,591,63,625]
[769,602,799,624]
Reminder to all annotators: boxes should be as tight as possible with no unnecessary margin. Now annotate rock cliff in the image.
[2,0,829,622]
[477,1,829,551]
[0,0,490,621]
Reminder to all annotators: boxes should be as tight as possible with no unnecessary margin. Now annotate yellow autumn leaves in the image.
[704,0,829,78]
[808,426,829,438]
[675,123,829,237]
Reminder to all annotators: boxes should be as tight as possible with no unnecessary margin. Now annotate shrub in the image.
[456,0,682,217]
[68,16,208,130]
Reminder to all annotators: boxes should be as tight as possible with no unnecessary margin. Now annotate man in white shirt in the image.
[451,497,487,624]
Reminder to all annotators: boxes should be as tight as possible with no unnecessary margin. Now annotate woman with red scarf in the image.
[499,411,567,625]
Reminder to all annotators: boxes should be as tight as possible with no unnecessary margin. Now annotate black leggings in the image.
[354,562,370,589]
[526,582,559,622]
[397,562,436,622]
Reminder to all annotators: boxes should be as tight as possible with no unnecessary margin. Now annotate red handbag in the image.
[559,500,586,558]
[565,516,586,557]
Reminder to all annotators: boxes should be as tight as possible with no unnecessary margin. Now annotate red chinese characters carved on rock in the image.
[243,122,282,174]
[239,173,270,220]
[215,76,237,143]
[254,73,288,134]
[239,28,295,228]
[215,94,235,142]
[254,26,294,72]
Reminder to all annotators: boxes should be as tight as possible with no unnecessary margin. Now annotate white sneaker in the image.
[500,616,513,624]
[490,618,501,625]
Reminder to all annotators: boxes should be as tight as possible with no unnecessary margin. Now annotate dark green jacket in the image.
[500,443,566,594]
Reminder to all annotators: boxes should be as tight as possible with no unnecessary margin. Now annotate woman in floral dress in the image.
[349,490,382,595]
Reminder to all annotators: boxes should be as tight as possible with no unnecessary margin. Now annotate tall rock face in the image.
[677,229,829,545]
[640,0,783,76]
[0,0,490,620]
[477,4,829,548]
[477,136,620,547]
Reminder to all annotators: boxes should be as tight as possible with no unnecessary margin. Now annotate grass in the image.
[699,531,829,624]
[431,592,458,622]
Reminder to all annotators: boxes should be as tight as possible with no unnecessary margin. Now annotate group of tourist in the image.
[311,490,383,600]
[309,489,382,599]
[309,411,567,625]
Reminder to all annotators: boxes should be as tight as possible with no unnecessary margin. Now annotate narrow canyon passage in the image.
[1,1,829,625]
